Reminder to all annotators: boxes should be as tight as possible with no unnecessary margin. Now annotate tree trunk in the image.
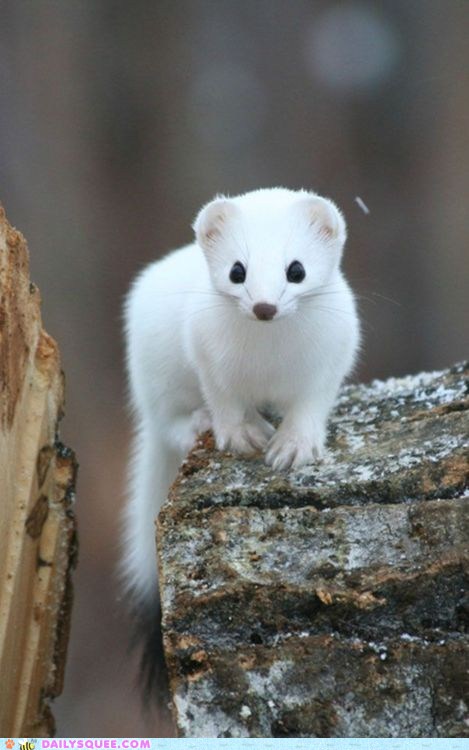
[0,206,77,736]
[159,362,469,737]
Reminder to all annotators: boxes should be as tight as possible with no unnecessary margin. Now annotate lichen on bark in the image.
[158,363,469,738]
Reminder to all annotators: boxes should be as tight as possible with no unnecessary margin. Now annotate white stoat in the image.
[123,187,360,607]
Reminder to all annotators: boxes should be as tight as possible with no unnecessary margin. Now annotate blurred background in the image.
[1,0,468,737]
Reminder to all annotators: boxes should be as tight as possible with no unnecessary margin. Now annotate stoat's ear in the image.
[297,194,347,246]
[193,196,238,252]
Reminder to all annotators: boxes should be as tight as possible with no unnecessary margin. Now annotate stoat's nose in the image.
[253,302,277,321]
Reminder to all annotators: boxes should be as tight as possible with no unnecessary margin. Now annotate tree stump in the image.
[158,362,469,737]
[0,206,77,736]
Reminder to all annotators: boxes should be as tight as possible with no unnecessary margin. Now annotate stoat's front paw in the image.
[265,430,325,471]
[191,407,212,434]
[171,408,213,454]
[215,420,271,455]
[251,412,275,441]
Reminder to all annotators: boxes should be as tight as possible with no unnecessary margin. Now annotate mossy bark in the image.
[158,362,468,737]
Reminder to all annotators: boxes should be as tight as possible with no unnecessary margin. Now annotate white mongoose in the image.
[122,187,360,688]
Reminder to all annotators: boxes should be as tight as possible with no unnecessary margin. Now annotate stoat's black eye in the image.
[286,260,305,283]
[229,261,246,284]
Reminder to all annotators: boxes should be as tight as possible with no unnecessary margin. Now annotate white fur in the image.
[122,187,360,603]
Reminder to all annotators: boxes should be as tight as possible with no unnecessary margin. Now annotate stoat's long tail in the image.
[121,423,181,700]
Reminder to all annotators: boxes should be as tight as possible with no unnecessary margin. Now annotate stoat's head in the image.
[193,187,347,321]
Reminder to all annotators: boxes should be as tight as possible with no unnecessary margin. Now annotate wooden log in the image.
[159,362,469,737]
[0,206,77,736]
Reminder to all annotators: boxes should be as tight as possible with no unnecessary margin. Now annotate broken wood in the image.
[159,362,469,737]
[0,205,77,736]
